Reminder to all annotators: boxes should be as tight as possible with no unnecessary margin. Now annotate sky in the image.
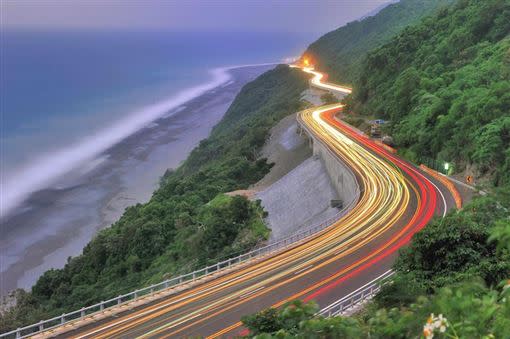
[2,0,391,34]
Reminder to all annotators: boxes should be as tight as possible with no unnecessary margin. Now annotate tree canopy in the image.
[0,65,308,332]
[243,1,510,338]
[306,0,454,84]
[349,0,510,185]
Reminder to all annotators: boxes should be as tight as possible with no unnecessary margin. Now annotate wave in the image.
[1,63,275,219]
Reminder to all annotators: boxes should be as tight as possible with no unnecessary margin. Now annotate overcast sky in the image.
[2,0,390,33]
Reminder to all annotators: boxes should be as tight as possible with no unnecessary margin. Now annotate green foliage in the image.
[242,300,364,338]
[242,300,318,335]
[489,219,510,254]
[306,0,453,83]
[351,0,510,183]
[367,281,510,339]
[243,308,282,335]
[0,290,47,333]
[342,114,370,133]
[320,92,338,104]
[243,1,510,338]
[391,197,510,293]
[370,193,510,336]
[472,116,510,183]
[0,65,308,332]
[373,274,425,310]
[243,222,510,338]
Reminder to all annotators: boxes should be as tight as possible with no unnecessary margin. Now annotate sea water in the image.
[1,30,315,218]
[0,30,316,293]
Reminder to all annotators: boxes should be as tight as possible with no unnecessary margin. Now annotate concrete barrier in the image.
[297,115,359,211]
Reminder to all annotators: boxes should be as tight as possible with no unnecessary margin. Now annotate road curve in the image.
[49,65,456,339]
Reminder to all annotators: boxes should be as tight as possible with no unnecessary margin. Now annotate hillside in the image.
[0,65,308,332]
[350,0,510,186]
[2,0,509,335]
[242,1,510,338]
[305,0,454,84]
[243,194,510,337]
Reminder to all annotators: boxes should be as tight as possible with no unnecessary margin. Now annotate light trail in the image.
[303,66,352,94]
[52,65,452,339]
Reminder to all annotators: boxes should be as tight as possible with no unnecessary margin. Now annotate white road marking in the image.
[239,286,266,299]
[294,265,314,275]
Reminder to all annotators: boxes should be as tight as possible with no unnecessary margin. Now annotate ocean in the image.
[1,30,314,218]
[0,30,315,294]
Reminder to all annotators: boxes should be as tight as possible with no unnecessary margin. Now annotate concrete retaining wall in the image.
[297,119,359,210]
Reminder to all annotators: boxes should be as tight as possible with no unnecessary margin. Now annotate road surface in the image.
[45,65,456,339]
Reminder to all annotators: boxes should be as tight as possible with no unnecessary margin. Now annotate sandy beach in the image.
[0,65,273,296]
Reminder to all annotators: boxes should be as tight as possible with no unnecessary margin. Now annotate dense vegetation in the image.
[243,1,510,338]
[306,0,454,84]
[348,0,510,185]
[2,1,508,336]
[242,192,510,338]
[0,65,308,332]
[244,281,510,338]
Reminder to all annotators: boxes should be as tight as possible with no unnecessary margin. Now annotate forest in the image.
[2,0,509,336]
[242,0,510,337]
[242,192,510,338]
[308,0,510,185]
[0,66,308,332]
[349,0,510,186]
[306,0,453,84]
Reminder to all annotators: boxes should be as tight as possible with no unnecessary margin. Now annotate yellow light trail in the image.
[52,65,442,339]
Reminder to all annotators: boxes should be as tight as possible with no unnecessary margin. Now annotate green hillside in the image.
[350,0,510,186]
[0,65,308,332]
[243,1,510,338]
[306,0,454,84]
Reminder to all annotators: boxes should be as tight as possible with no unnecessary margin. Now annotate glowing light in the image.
[58,63,443,339]
[300,67,352,94]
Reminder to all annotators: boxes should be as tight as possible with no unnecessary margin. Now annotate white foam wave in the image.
[1,63,279,219]
[1,67,235,219]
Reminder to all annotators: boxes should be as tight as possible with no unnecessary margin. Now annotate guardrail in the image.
[1,178,359,339]
[420,164,462,209]
[319,270,394,317]
[296,108,361,197]
[2,108,361,339]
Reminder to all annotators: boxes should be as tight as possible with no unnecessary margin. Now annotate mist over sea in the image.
[0,30,315,294]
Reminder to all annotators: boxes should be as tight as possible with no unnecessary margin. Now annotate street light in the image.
[444,162,450,171]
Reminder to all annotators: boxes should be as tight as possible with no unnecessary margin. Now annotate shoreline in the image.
[2,66,231,220]
[0,64,274,296]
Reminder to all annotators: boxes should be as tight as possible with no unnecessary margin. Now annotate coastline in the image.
[0,64,274,296]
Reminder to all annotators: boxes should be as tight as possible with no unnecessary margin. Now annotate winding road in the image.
[46,65,456,339]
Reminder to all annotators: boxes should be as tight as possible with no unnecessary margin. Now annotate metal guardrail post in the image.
[318,271,394,317]
[2,158,359,339]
